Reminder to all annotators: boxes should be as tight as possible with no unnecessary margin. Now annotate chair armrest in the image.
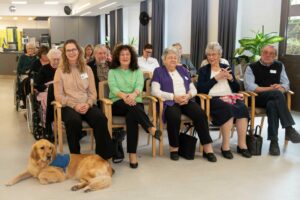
[238,91,250,106]
[286,90,294,111]
[143,95,158,103]
[195,94,207,110]
[51,101,62,108]
[99,98,113,105]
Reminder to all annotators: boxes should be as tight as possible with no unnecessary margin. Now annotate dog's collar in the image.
[50,154,70,172]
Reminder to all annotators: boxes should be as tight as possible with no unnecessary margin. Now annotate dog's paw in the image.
[5,181,14,186]
[71,185,81,191]
[84,188,93,193]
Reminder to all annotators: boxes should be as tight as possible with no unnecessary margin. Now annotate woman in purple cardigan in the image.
[151,47,216,162]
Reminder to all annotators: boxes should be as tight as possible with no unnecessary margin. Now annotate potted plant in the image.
[234,27,284,63]
[233,26,284,79]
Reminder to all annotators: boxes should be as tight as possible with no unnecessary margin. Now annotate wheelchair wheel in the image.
[26,94,34,135]
[13,79,20,111]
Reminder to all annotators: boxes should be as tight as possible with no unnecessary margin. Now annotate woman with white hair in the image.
[17,42,37,108]
[197,42,252,159]
[34,49,62,130]
[35,48,61,92]
[151,47,216,162]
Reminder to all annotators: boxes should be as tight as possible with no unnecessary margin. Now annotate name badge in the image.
[270,70,277,74]
[80,73,88,79]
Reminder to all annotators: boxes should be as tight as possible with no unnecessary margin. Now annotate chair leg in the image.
[283,139,289,152]
[90,130,94,151]
[259,116,265,135]
[152,136,156,157]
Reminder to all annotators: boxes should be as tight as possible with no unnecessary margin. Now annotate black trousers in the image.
[61,106,113,160]
[165,101,212,148]
[255,90,295,140]
[112,100,153,153]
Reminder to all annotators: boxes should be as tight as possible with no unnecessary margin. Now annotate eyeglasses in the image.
[145,51,152,54]
[66,48,78,53]
[262,51,275,56]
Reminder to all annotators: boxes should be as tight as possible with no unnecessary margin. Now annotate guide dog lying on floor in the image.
[6,139,113,192]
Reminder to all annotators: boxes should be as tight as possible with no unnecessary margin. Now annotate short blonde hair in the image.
[205,42,223,56]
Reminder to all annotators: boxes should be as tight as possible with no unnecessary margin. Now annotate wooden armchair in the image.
[155,94,207,156]
[200,91,251,139]
[98,81,159,157]
[52,101,94,153]
[246,90,294,149]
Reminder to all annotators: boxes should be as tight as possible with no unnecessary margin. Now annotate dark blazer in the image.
[87,59,111,97]
[197,63,240,94]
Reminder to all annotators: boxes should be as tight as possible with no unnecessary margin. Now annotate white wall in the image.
[122,4,140,48]
[100,14,106,44]
[207,0,219,42]
[165,0,192,54]
[236,0,281,48]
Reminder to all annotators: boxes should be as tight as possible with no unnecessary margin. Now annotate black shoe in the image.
[221,148,233,159]
[203,152,217,162]
[129,162,138,169]
[170,151,179,161]
[153,130,162,141]
[285,127,300,143]
[269,140,280,156]
[237,146,252,158]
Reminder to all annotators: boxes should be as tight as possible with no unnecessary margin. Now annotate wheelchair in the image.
[14,72,31,111]
[26,80,48,140]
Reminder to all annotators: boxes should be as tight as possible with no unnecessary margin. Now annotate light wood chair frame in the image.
[98,81,158,157]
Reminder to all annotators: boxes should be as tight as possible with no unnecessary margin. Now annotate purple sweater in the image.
[152,65,191,122]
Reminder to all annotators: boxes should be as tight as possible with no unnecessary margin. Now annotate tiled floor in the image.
[0,78,300,200]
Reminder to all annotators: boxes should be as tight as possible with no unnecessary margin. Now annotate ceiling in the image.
[0,0,143,16]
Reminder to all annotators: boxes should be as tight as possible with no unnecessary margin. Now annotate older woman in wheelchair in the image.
[26,49,61,140]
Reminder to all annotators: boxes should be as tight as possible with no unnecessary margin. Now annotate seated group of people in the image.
[17,39,300,169]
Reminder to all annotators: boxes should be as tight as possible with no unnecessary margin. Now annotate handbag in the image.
[246,125,263,156]
[112,128,126,163]
[178,124,197,160]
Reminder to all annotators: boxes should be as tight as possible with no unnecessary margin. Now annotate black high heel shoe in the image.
[203,152,217,162]
[237,146,252,158]
[129,162,138,169]
[221,148,233,159]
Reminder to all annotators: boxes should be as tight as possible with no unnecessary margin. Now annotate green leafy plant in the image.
[234,27,284,64]
[128,37,138,46]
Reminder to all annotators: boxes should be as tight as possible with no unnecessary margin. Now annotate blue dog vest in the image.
[50,154,70,172]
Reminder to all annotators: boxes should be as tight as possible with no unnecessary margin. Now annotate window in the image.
[285,0,300,55]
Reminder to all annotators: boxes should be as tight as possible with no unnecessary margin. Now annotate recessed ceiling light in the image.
[77,2,90,11]
[13,17,18,20]
[44,1,59,5]
[80,11,92,16]
[99,2,117,10]
[28,17,33,20]
[11,1,27,4]
[0,17,2,20]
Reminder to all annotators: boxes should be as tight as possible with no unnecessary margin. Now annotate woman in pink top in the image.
[54,39,113,160]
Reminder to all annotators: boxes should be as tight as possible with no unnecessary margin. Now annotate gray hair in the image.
[94,44,108,55]
[161,47,180,62]
[261,45,278,56]
[47,48,61,60]
[26,42,35,49]
[205,42,223,56]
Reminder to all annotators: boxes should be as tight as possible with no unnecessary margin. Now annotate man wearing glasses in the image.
[138,44,159,73]
[244,45,300,156]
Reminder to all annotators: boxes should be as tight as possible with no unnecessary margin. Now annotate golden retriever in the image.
[6,139,113,192]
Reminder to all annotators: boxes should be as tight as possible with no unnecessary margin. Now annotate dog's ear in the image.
[30,146,40,161]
